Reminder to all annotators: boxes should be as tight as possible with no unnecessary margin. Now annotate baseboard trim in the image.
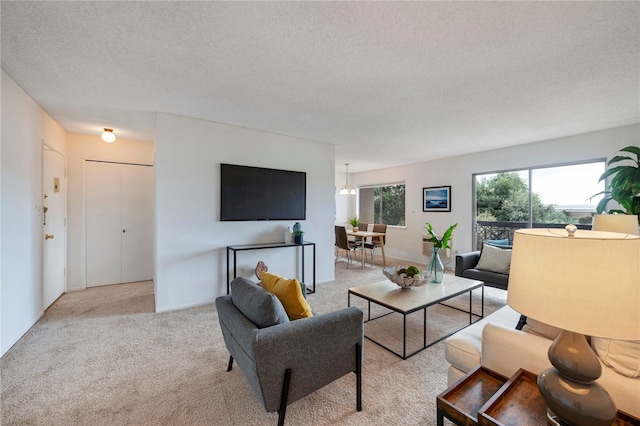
[155,298,216,313]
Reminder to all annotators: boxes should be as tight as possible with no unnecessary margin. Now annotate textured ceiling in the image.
[2,1,639,172]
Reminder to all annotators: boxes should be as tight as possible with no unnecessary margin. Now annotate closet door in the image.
[121,164,154,283]
[85,161,154,287]
[86,161,122,287]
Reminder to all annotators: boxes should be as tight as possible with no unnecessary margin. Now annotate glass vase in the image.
[427,247,445,283]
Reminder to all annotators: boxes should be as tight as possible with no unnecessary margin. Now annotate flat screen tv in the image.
[220,163,306,221]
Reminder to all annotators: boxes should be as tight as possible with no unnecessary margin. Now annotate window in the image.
[359,183,406,226]
[474,160,605,249]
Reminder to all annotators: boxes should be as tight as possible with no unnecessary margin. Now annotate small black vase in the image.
[294,235,303,244]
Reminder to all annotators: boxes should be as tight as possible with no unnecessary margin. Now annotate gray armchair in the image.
[215,277,364,425]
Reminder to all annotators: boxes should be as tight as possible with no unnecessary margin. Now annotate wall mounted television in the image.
[220,163,306,221]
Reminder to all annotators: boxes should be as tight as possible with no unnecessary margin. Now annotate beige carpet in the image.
[1,256,506,425]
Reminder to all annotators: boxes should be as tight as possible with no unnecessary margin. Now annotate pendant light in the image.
[101,128,116,143]
[339,163,357,195]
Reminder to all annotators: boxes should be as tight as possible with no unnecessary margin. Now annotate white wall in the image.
[334,169,353,224]
[342,124,639,266]
[66,133,154,290]
[154,113,335,312]
[1,70,67,356]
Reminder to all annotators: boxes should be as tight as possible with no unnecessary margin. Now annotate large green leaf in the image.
[440,223,458,249]
[595,147,640,215]
[631,197,640,219]
[424,222,457,249]
[633,167,640,194]
[619,145,640,159]
[424,222,440,246]
[599,165,635,182]
[608,154,637,166]
[596,195,612,214]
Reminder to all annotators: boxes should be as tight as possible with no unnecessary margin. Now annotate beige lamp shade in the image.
[592,214,639,235]
[507,228,640,340]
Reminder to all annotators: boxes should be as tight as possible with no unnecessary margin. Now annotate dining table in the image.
[346,230,387,270]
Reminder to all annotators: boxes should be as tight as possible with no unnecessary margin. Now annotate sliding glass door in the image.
[473,161,605,249]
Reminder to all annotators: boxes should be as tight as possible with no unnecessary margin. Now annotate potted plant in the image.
[424,222,457,283]
[293,229,304,244]
[348,216,361,232]
[592,146,640,223]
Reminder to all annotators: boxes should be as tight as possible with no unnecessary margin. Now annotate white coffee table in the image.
[348,275,484,359]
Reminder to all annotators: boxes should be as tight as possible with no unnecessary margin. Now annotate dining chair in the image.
[335,225,358,267]
[353,223,368,247]
[364,224,386,265]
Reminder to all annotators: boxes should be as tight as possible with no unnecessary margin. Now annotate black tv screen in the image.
[220,163,306,221]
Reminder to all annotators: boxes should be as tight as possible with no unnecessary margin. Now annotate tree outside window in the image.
[474,161,605,248]
[476,172,575,223]
[359,184,405,226]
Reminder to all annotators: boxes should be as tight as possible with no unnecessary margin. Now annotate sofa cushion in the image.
[230,277,290,328]
[592,337,640,378]
[522,318,561,341]
[260,272,313,320]
[476,243,512,274]
[444,305,522,373]
[485,238,510,247]
[482,322,553,379]
[462,269,509,287]
[514,315,561,340]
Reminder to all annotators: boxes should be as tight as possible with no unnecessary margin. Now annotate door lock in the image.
[45,234,54,240]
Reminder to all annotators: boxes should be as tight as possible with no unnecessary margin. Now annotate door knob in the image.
[45,234,54,240]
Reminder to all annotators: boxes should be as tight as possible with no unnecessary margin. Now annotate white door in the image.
[43,146,67,309]
[121,164,154,283]
[85,160,153,287]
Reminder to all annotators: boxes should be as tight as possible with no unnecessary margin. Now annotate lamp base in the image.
[538,368,617,426]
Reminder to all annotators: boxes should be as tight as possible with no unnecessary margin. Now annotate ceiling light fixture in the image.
[339,163,357,195]
[101,128,116,143]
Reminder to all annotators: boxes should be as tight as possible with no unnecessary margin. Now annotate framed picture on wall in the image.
[423,186,451,212]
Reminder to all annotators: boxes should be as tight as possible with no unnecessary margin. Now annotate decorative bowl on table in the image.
[383,266,428,288]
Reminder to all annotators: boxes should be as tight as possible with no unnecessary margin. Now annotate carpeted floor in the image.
[1,256,506,425]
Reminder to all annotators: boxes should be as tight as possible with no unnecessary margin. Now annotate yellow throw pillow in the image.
[260,272,313,320]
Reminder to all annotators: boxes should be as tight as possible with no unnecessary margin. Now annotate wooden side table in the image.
[478,368,640,426]
[477,369,547,425]
[437,366,507,426]
[439,367,640,426]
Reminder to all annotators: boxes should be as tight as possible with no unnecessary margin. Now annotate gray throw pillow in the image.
[476,243,512,274]
[230,277,289,328]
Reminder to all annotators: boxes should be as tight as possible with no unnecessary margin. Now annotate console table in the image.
[226,241,316,294]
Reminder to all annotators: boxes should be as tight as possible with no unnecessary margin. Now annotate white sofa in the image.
[444,305,640,418]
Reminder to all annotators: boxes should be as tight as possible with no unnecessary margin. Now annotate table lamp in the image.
[507,226,640,426]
